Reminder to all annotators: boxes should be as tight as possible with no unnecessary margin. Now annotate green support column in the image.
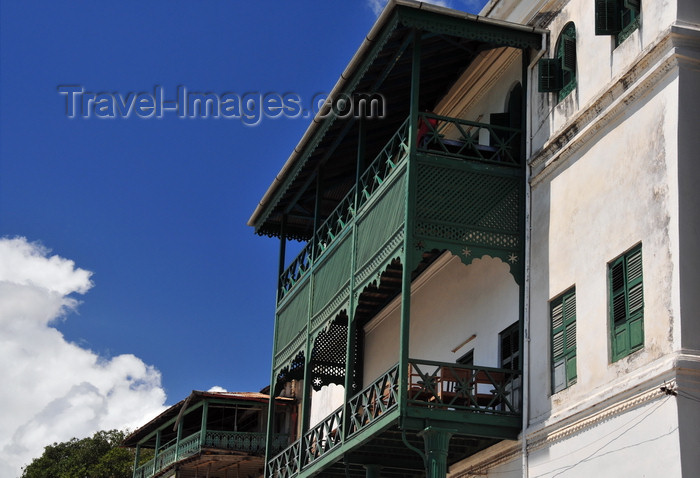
[399,28,421,416]
[175,417,183,461]
[300,173,323,438]
[133,444,141,478]
[265,215,287,475]
[364,464,382,478]
[419,427,454,478]
[343,116,365,440]
[199,401,209,447]
[153,430,161,474]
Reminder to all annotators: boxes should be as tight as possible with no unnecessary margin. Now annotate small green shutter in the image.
[623,0,640,12]
[562,34,576,73]
[595,0,622,35]
[552,288,577,393]
[610,245,644,361]
[538,58,562,93]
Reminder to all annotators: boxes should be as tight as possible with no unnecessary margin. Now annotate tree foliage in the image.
[20,429,141,478]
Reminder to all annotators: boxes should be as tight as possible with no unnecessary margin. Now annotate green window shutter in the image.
[538,58,562,93]
[562,34,576,73]
[610,246,644,361]
[595,0,622,35]
[623,0,640,12]
[557,23,577,101]
[552,288,576,393]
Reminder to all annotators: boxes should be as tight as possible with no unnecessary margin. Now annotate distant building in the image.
[248,0,700,476]
[123,391,294,478]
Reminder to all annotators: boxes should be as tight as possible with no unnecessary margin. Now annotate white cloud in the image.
[0,237,167,477]
[208,385,228,393]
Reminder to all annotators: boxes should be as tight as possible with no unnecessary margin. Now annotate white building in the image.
[249,1,700,476]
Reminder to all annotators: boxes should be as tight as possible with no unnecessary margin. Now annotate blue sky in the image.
[0,0,487,474]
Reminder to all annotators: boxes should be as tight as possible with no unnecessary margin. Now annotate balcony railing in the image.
[267,360,520,478]
[276,113,520,304]
[348,364,399,436]
[417,112,520,165]
[277,117,410,301]
[134,431,288,478]
[407,359,520,414]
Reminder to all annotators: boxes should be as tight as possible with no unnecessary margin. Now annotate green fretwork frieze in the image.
[397,7,542,50]
[412,238,523,286]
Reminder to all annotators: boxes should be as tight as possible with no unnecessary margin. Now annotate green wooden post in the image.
[153,430,161,475]
[364,464,382,478]
[199,401,209,448]
[132,444,141,478]
[174,416,183,461]
[399,28,421,418]
[299,173,322,443]
[343,116,365,440]
[419,427,454,478]
[265,215,286,476]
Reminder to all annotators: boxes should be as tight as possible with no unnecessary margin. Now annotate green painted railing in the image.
[277,117,410,302]
[268,438,301,478]
[407,359,520,414]
[302,407,344,466]
[348,364,399,436]
[134,431,287,478]
[276,112,520,306]
[416,112,521,165]
[267,359,520,478]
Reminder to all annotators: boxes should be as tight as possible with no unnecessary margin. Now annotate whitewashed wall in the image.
[363,254,519,386]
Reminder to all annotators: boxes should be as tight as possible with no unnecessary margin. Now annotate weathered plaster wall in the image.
[363,254,519,386]
[529,73,678,423]
[529,0,678,155]
[308,383,344,429]
[526,397,682,478]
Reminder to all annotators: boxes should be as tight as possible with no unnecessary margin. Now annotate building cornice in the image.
[449,350,700,477]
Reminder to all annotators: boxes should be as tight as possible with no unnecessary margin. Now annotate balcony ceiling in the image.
[249,0,545,240]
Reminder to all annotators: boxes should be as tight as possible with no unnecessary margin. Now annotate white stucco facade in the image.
[439,0,700,476]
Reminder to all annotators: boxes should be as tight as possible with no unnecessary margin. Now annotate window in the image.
[595,0,640,45]
[609,245,644,361]
[457,349,474,366]
[537,23,576,101]
[500,323,520,371]
[551,288,577,393]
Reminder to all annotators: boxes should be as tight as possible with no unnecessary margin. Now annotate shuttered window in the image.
[609,245,644,361]
[551,288,577,393]
[595,0,640,45]
[538,23,576,101]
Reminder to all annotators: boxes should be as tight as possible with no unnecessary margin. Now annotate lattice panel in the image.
[310,318,347,391]
[312,236,352,315]
[415,222,519,249]
[275,283,309,359]
[416,163,519,233]
[356,172,406,269]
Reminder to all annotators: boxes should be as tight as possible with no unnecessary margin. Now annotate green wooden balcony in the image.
[267,360,520,478]
[134,431,289,478]
[272,112,523,384]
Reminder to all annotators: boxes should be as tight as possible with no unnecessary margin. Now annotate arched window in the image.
[557,23,577,100]
[537,23,577,102]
